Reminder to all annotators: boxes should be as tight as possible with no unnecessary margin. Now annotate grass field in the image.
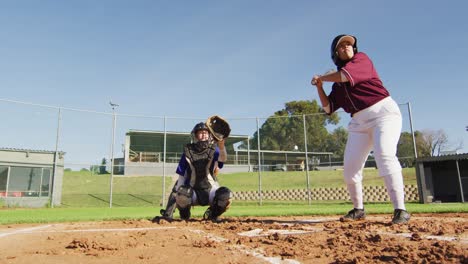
[1,202,467,225]
[61,168,417,207]
[2,167,466,225]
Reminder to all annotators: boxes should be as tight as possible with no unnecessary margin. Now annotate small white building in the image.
[0,148,65,208]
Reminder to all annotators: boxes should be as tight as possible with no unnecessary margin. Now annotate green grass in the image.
[59,168,417,207]
[0,202,466,225]
[218,168,417,191]
[61,171,173,207]
[4,167,458,225]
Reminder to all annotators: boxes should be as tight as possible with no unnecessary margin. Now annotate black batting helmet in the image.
[331,34,358,68]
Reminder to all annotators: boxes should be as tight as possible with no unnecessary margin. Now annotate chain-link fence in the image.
[0,98,418,207]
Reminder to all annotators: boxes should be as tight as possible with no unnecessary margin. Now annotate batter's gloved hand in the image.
[205,115,231,142]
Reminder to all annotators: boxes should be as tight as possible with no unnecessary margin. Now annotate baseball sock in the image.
[384,173,406,210]
[346,182,364,209]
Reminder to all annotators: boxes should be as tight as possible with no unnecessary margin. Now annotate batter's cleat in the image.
[340,208,366,222]
[391,209,410,224]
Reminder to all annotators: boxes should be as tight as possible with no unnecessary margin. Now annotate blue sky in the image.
[0,1,467,166]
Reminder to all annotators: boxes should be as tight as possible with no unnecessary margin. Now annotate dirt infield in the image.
[0,213,467,264]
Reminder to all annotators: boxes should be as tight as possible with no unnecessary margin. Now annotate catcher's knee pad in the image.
[213,187,232,212]
[175,185,193,209]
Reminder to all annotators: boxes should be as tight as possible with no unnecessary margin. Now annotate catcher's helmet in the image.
[191,122,209,135]
[331,34,358,67]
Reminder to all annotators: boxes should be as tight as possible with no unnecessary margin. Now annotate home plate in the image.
[238,228,321,237]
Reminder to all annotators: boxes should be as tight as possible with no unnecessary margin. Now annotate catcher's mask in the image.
[191,122,213,149]
[331,34,358,68]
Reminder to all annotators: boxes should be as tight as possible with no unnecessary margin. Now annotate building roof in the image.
[126,129,248,153]
[415,153,468,162]
[0,147,65,154]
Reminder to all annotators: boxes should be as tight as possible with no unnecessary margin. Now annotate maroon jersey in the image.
[327,52,389,116]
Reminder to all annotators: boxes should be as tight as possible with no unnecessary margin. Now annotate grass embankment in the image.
[1,202,467,225]
[1,168,466,225]
[60,168,417,207]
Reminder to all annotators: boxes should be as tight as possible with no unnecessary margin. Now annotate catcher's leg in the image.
[204,187,232,222]
[175,185,193,220]
[152,182,178,223]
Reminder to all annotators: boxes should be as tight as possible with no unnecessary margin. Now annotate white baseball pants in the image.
[343,97,406,210]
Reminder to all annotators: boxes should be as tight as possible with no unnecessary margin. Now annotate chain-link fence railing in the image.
[0,98,419,207]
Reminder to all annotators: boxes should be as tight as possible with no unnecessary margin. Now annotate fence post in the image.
[162,116,167,206]
[303,114,312,205]
[51,107,62,208]
[109,104,118,208]
[407,102,418,159]
[256,117,263,205]
[247,136,251,171]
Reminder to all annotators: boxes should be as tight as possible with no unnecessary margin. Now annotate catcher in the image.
[153,116,232,223]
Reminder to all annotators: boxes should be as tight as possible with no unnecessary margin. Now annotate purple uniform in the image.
[175,146,224,206]
[176,147,224,181]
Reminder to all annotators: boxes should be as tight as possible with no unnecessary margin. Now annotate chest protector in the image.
[184,142,216,189]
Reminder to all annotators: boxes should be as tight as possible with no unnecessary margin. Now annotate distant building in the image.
[115,130,249,176]
[114,129,334,175]
[0,148,65,208]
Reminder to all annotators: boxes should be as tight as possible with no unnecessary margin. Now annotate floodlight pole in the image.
[51,107,62,208]
[162,116,167,206]
[109,101,119,208]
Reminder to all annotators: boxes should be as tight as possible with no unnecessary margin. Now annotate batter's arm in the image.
[312,77,331,114]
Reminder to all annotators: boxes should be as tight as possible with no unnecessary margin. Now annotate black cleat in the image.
[340,208,366,222]
[151,215,172,223]
[392,209,410,224]
[203,207,222,223]
[179,208,191,220]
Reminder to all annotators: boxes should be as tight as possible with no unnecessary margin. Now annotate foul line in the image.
[0,226,176,238]
[0,225,52,238]
[190,229,301,264]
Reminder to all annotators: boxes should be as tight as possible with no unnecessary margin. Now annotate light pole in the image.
[109,101,119,208]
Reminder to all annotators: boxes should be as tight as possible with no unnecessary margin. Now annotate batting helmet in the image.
[331,34,358,68]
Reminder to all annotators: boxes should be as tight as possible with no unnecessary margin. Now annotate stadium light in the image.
[108,100,119,208]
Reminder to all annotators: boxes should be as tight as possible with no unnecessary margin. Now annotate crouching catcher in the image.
[153,116,232,223]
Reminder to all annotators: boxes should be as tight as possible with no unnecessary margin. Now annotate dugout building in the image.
[416,153,468,203]
[0,148,65,208]
[114,129,334,176]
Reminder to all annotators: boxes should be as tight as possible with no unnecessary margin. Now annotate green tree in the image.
[397,130,434,167]
[325,126,348,158]
[99,158,108,174]
[248,100,340,152]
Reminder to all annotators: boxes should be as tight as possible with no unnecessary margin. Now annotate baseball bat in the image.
[311,69,337,85]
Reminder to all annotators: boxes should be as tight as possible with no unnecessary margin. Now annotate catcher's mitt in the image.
[205,115,231,142]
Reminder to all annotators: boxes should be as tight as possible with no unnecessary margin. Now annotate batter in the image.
[311,34,410,224]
